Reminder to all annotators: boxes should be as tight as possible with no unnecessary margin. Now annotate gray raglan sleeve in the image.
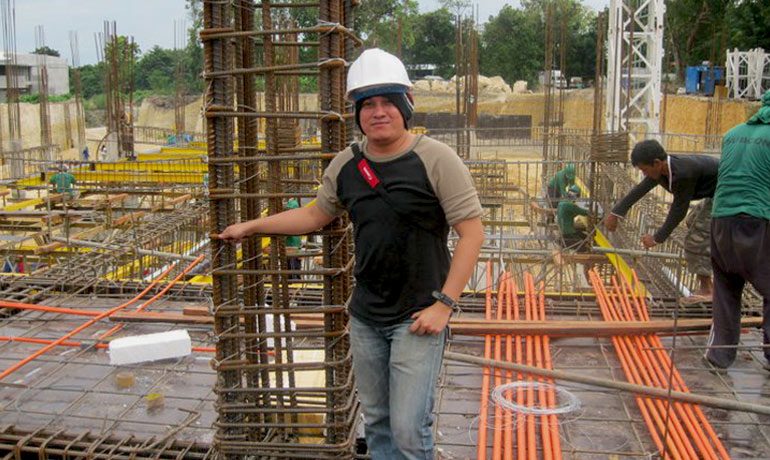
[419,139,483,226]
[314,148,352,218]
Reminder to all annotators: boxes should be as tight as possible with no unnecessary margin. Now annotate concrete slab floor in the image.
[436,331,770,459]
[1,296,769,458]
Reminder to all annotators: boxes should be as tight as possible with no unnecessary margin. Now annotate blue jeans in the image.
[350,316,446,460]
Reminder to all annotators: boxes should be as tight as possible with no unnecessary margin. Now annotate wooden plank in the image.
[182,306,211,317]
[107,311,762,338]
[450,317,762,337]
[112,211,145,227]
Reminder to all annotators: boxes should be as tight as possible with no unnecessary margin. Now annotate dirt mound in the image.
[413,74,512,96]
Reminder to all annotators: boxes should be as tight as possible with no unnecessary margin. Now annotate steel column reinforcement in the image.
[203,0,358,458]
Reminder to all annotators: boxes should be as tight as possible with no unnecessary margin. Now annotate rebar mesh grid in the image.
[0,202,208,305]
[0,296,217,459]
[434,265,770,458]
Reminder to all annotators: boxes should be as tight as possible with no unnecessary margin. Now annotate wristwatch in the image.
[432,290,461,314]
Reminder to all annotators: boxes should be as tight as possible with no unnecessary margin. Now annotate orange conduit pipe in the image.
[539,281,562,459]
[612,277,717,460]
[0,301,99,317]
[607,276,695,459]
[592,270,729,459]
[606,277,696,459]
[492,273,507,460]
[477,260,494,460]
[589,270,679,458]
[480,271,564,460]
[626,273,730,459]
[523,273,536,460]
[512,276,526,460]
[0,255,204,381]
[526,274,552,460]
[503,276,513,460]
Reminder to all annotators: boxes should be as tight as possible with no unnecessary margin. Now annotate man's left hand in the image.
[409,302,452,335]
[641,234,658,248]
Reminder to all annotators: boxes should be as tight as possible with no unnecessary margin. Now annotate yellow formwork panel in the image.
[74,171,205,184]
[106,254,157,280]
[106,241,198,280]
[14,177,44,187]
[137,152,204,161]
[159,146,208,155]
[188,275,212,284]
[93,163,206,173]
[2,198,44,211]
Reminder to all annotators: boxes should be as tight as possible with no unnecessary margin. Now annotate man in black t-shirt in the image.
[220,49,484,460]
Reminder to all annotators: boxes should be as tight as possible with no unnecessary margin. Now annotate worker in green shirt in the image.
[557,185,590,251]
[49,165,77,198]
[285,198,302,281]
[705,90,770,370]
[547,163,576,208]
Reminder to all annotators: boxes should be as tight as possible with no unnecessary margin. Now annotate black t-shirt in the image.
[316,135,482,326]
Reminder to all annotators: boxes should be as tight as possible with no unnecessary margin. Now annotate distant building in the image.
[0,52,69,102]
[405,63,439,80]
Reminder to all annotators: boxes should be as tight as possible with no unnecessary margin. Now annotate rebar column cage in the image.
[203,0,358,458]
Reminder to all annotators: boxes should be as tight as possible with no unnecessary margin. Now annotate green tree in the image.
[355,0,419,54]
[480,0,596,86]
[136,46,178,92]
[726,0,770,50]
[74,63,105,99]
[439,0,471,17]
[185,0,204,93]
[32,45,60,57]
[480,5,543,85]
[666,0,730,79]
[404,8,455,78]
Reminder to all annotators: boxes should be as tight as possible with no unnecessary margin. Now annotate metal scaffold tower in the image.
[725,48,770,100]
[605,0,665,138]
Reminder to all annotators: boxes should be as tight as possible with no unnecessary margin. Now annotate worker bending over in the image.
[704,90,770,370]
[604,140,718,303]
[558,185,591,252]
[220,48,484,459]
[546,163,576,208]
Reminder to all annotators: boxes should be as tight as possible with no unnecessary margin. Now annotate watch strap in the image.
[432,290,460,313]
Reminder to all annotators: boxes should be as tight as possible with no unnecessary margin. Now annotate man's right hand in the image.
[218,222,252,242]
[604,214,619,232]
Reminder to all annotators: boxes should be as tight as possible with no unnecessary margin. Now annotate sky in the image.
[12,0,610,66]
[14,0,190,66]
[417,0,609,23]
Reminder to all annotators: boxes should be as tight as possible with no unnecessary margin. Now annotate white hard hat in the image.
[346,48,412,102]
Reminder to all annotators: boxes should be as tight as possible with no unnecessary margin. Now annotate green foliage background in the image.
[56,0,770,106]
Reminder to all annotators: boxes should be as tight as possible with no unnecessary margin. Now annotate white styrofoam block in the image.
[263,312,295,349]
[108,329,192,365]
